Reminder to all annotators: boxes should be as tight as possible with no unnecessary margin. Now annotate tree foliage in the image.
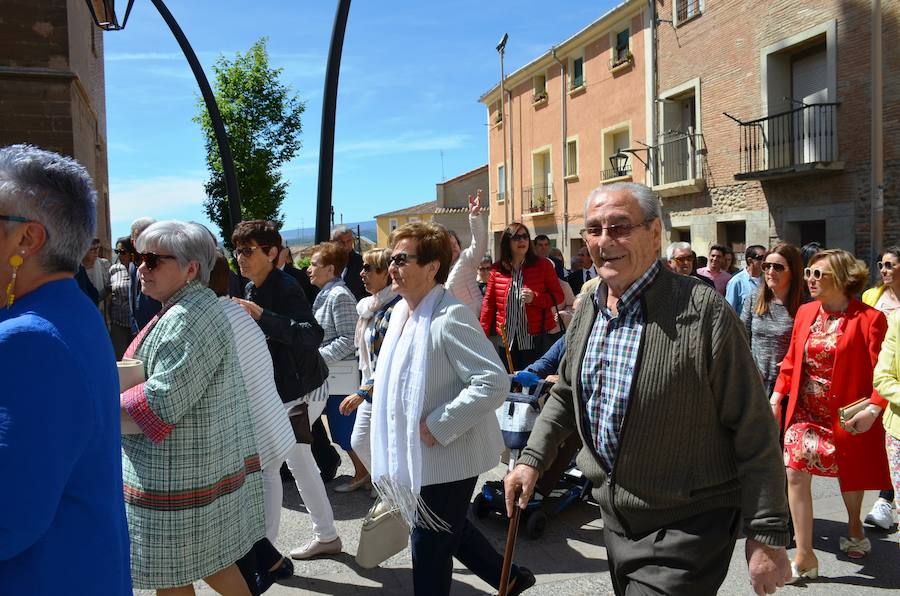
[194,37,305,244]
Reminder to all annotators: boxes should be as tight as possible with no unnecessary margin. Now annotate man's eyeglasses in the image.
[761,262,786,273]
[509,232,529,242]
[671,255,694,264]
[140,252,177,269]
[389,253,419,267]
[878,261,896,271]
[747,253,765,261]
[0,215,32,224]
[579,221,647,241]
[803,268,831,280]
[234,245,270,258]
[114,249,131,255]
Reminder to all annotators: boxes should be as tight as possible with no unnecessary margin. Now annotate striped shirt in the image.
[580,260,661,471]
[505,268,534,350]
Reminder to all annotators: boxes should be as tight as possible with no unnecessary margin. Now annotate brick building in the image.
[652,0,898,263]
[480,0,649,261]
[0,0,111,246]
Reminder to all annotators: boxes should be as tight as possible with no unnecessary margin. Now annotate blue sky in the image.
[104,0,618,242]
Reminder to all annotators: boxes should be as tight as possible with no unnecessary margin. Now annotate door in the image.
[791,45,827,164]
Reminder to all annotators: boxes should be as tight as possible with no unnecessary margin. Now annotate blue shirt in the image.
[580,260,661,472]
[725,269,762,313]
[527,335,567,378]
[0,279,131,594]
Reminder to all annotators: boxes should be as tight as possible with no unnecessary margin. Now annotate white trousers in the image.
[350,399,372,472]
[283,398,339,542]
[262,463,283,543]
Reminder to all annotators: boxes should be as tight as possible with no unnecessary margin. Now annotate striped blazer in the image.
[419,288,508,486]
[313,279,359,364]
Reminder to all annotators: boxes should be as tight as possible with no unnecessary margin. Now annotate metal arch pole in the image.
[316,0,352,244]
[149,0,241,237]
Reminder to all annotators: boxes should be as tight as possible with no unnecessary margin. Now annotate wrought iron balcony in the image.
[730,102,842,180]
[601,164,632,182]
[522,184,553,214]
[650,132,707,196]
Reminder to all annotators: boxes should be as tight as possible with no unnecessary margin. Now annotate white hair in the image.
[583,182,661,223]
[130,217,156,241]
[0,144,97,273]
[331,224,352,240]
[666,241,692,261]
[135,220,217,285]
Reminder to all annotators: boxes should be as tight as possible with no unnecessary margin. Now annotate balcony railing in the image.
[494,190,506,203]
[601,164,632,181]
[733,102,839,178]
[522,184,553,214]
[676,0,702,22]
[652,132,706,186]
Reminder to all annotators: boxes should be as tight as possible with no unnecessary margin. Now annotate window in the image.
[533,74,547,102]
[409,216,421,223]
[493,100,503,125]
[497,164,506,203]
[571,55,584,89]
[565,139,578,177]
[602,126,632,180]
[389,219,398,232]
[675,0,703,25]
[614,29,630,63]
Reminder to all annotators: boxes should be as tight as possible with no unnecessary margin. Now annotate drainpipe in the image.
[551,47,569,259]
[871,0,884,272]
[648,0,658,184]
[506,88,516,222]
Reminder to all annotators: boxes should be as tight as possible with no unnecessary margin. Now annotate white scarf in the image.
[371,285,449,531]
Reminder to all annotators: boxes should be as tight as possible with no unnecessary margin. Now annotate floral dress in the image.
[783,307,847,476]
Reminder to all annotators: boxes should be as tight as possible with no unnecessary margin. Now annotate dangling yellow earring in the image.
[6,253,24,308]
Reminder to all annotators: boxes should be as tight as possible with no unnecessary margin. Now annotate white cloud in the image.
[285,131,470,169]
[109,175,207,225]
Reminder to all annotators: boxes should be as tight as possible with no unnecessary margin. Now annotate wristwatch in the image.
[866,404,882,417]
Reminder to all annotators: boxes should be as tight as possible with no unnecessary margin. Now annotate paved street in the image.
[148,456,900,595]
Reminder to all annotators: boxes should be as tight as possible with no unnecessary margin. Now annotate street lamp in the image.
[609,152,629,177]
[496,32,511,227]
[84,0,242,237]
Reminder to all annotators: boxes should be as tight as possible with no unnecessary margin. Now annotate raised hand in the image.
[468,189,483,216]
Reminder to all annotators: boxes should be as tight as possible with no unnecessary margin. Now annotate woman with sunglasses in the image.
[109,236,136,358]
[860,247,900,529]
[739,243,804,397]
[479,222,563,370]
[771,249,890,578]
[123,220,265,594]
[444,190,488,314]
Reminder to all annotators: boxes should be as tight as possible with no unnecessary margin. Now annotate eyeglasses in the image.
[762,262,786,273]
[478,266,491,271]
[509,232,530,242]
[234,245,270,258]
[671,255,694,264]
[0,215,32,224]
[878,261,896,270]
[113,249,130,255]
[361,264,383,273]
[389,253,419,267]
[803,268,831,280]
[579,221,647,241]
[747,253,765,261]
[140,252,177,269]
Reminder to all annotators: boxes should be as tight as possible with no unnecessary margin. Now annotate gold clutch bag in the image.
[839,397,869,430]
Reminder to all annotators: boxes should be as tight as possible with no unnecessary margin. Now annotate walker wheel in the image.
[524,510,547,538]
[472,493,490,518]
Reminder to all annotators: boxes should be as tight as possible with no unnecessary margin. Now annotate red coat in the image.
[774,299,890,491]
[479,258,563,338]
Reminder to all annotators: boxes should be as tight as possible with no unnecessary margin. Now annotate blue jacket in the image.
[527,335,567,378]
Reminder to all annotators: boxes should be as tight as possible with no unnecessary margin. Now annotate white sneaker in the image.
[864,498,896,530]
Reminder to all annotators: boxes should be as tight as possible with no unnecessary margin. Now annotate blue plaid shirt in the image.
[580,260,661,472]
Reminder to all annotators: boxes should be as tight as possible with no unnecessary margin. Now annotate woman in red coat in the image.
[479,222,563,371]
[771,249,890,579]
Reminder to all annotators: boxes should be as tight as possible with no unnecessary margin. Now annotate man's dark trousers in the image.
[602,507,740,595]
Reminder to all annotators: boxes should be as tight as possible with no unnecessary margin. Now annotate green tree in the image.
[194,37,305,244]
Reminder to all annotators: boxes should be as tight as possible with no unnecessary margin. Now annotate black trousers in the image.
[602,508,739,596]
[410,476,522,596]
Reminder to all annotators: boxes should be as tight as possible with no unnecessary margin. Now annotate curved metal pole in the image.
[316,0,352,243]
[149,0,241,236]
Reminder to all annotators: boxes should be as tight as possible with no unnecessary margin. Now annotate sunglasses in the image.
[140,252,177,269]
[389,253,419,267]
[747,253,765,261]
[361,264,384,273]
[580,221,647,241]
[509,232,530,242]
[114,249,131,255]
[761,262,786,272]
[877,261,896,271]
[0,214,32,224]
[803,268,831,280]
[234,245,270,257]
[672,255,694,264]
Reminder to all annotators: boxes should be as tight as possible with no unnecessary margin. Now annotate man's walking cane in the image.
[498,495,522,596]
[498,324,516,373]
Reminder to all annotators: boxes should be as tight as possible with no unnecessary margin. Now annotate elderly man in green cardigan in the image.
[505,182,791,595]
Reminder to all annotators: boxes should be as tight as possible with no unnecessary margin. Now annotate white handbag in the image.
[355,498,410,569]
[327,358,361,395]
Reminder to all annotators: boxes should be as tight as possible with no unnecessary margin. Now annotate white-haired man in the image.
[331,225,368,300]
[505,182,791,595]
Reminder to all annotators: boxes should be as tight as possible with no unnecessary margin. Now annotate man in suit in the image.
[566,246,597,295]
[331,225,368,301]
[534,234,566,279]
[128,217,161,332]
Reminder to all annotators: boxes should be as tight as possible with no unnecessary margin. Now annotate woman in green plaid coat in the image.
[121,221,264,594]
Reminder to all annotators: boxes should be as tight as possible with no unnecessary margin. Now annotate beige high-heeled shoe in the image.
[787,561,819,583]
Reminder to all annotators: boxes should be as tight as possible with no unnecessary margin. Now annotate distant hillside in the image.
[280,220,377,245]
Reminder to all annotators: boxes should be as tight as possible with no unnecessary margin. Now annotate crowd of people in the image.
[2,144,899,596]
